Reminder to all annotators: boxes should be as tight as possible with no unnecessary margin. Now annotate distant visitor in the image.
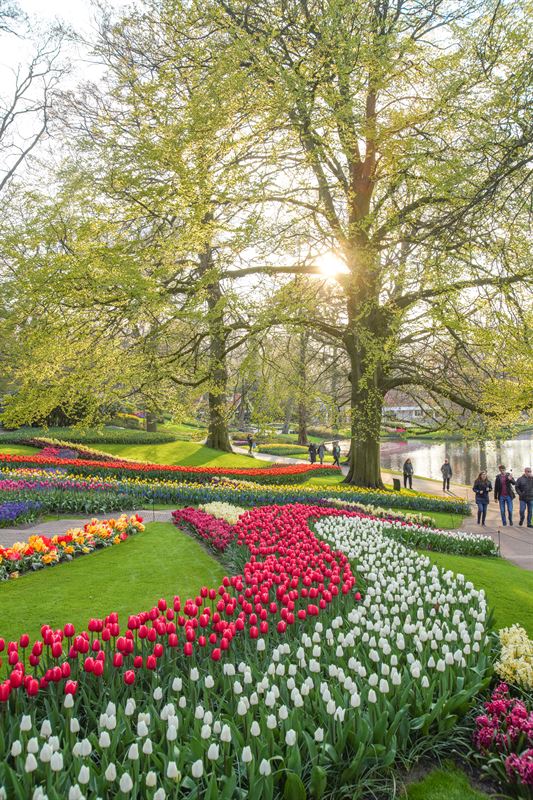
[316,442,326,465]
[441,458,452,492]
[494,464,515,526]
[402,458,414,489]
[516,467,533,528]
[308,442,317,464]
[472,471,492,527]
[332,442,341,467]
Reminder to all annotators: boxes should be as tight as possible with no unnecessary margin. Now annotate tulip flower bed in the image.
[0,500,41,528]
[0,474,138,515]
[0,505,492,799]
[472,683,533,796]
[0,515,145,580]
[0,453,340,485]
[0,466,471,515]
[356,516,498,557]
[495,626,533,691]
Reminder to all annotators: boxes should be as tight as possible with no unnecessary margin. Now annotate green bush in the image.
[0,427,177,445]
[258,443,311,456]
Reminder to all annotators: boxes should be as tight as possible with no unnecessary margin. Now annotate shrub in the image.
[0,427,177,445]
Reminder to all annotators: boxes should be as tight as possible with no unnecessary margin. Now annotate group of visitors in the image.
[473,465,533,528]
[402,457,453,492]
[308,441,341,467]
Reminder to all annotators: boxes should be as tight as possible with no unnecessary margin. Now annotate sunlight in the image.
[315,251,349,278]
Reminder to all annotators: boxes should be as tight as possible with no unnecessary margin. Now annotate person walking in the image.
[308,442,317,464]
[247,433,254,455]
[441,458,453,492]
[402,458,414,490]
[494,464,516,526]
[317,442,326,465]
[472,470,492,527]
[332,442,341,467]
[516,466,533,528]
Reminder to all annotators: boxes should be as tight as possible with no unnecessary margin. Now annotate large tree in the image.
[211,0,533,485]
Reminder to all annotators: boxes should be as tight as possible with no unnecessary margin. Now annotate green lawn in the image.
[0,443,40,455]
[93,440,270,468]
[422,550,533,636]
[405,765,491,799]
[0,522,225,647]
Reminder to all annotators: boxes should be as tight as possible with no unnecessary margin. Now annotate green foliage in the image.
[0,427,177,445]
[404,764,491,800]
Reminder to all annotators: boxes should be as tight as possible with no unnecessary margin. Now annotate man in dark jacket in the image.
[308,442,317,464]
[494,464,516,526]
[440,459,452,492]
[516,467,533,528]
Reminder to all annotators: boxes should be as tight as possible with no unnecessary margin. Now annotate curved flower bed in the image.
[0,453,339,484]
[0,467,471,514]
[0,505,491,799]
[337,514,498,556]
[0,515,145,580]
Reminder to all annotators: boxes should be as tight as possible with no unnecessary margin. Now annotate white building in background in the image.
[382,405,433,423]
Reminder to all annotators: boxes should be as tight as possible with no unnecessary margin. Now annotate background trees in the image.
[0,0,531,485]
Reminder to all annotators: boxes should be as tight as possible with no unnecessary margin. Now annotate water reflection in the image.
[378,431,533,485]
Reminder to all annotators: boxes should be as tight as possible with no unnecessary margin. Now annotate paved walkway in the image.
[2,454,531,570]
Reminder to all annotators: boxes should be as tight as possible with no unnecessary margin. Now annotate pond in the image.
[377,430,533,486]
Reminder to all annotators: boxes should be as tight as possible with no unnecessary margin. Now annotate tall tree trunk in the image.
[344,349,384,487]
[145,412,158,432]
[204,272,233,452]
[281,399,293,434]
[343,247,387,487]
[297,331,309,445]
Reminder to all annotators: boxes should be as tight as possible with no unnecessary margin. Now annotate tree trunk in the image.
[145,412,158,432]
[297,331,309,445]
[204,273,233,452]
[281,399,293,434]
[343,267,387,487]
[344,377,384,487]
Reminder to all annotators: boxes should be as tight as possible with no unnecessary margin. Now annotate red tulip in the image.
[124,670,135,685]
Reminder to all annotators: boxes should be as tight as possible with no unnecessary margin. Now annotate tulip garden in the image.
[0,446,532,799]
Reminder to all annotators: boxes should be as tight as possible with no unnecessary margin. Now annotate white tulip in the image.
[314,728,324,742]
[78,765,90,785]
[143,739,153,755]
[146,771,157,787]
[50,752,63,772]
[40,743,53,763]
[172,677,182,691]
[11,740,22,757]
[207,743,220,761]
[70,718,80,734]
[154,790,166,800]
[259,759,272,776]
[105,763,117,781]
[99,731,111,748]
[20,715,32,732]
[285,729,297,746]
[25,754,38,773]
[119,773,133,794]
[191,759,204,779]
[27,738,39,754]
[242,746,253,763]
[128,743,139,760]
[167,761,180,780]
[153,686,163,701]
[220,724,232,742]
[40,720,52,738]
